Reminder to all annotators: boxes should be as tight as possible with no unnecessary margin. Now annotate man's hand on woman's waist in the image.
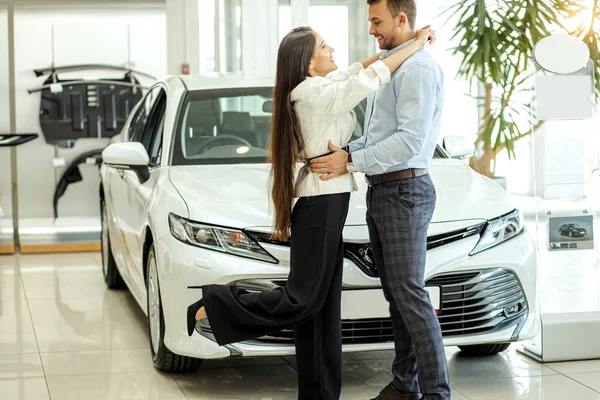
[309,141,349,180]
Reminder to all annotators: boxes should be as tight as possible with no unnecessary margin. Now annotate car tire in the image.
[101,198,125,289]
[458,343,511,356]
[146,245,202,373]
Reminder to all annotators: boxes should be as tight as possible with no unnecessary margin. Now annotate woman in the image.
[187,26,435,399]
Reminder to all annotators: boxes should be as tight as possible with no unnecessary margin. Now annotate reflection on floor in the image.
[1,252,600,400]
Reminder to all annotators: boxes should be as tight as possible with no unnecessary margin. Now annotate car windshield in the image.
[172,87,446,165]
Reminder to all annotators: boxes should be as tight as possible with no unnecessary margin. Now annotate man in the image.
[309,1,450,399]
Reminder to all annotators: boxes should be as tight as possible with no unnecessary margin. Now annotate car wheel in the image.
[146,245,202,372]
[458,343,510,357]
[101,198,125,289]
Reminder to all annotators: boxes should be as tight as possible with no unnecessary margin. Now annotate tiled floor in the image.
[1,252,600,399]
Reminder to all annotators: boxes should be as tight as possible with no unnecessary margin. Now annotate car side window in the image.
[148,112,165,166]
[351,99,367,141]
[140,89,167,167]
[129,86,163,143]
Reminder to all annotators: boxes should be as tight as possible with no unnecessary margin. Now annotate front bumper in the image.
[154,228,539,359]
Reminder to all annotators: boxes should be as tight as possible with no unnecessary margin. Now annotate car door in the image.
[108,86,163,288]
[118,88,167,295]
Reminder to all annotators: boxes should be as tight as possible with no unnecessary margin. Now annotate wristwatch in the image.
[346,150,357,173]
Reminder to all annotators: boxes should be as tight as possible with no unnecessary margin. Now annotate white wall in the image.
[9,6,166,220]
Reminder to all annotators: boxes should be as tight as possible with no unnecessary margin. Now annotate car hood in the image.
[169,159,514,233]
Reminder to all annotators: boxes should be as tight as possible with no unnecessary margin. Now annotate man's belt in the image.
[365,168,428,186]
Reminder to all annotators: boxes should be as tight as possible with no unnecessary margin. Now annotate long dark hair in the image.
[269,27,315,241]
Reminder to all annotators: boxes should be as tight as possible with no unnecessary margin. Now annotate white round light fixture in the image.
[533,34,590,74]
[236,146,250,154]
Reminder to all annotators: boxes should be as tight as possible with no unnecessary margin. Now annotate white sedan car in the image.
[100,75,539,372]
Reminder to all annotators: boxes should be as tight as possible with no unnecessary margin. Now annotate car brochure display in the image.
[548,214,594,251]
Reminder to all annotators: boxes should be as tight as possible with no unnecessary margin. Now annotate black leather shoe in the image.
[186,298,204,337]
[370,382,420,400]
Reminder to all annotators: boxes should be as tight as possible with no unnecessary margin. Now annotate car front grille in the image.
[243,268,527,345]
[251,319,395,345]
[429,268,527,336]
[344,223,486,278]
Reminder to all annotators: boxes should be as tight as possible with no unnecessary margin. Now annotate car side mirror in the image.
[262,100,273,113]
[102,142,150,183]
[442,136,475,160]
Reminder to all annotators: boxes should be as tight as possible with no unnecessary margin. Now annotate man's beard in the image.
[380,32,397,50]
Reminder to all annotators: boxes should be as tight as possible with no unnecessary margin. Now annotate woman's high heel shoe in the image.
[196,319,217,343]
[186,299,204,337]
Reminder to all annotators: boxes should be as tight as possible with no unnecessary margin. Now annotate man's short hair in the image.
[367,0,417,29]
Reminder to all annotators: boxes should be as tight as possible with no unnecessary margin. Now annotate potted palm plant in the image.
[443,0,600,181]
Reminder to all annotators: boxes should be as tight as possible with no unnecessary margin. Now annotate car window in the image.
[351,99,368,141]
[172,87,273,165]
[140,90,166,166]
[148,112,164,166]
[172,88,445,166]
[129,86,163,143]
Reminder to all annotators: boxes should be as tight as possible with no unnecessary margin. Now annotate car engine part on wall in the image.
[28,64,155,146]
[52,149,104,219]
[0,133,39,147]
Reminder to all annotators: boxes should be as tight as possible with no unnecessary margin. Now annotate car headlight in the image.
[168,213,278,264]
[470,209,524,255]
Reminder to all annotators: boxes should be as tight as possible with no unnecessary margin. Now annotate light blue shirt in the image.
[349,39,444,175]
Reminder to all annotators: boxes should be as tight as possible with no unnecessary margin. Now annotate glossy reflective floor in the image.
[1,252,600,400]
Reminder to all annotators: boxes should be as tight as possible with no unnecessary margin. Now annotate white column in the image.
[348,1,371,63]
[166,0,200,75]
[291,0,308,27]
[240,0,278,75]
[7,0,19,249]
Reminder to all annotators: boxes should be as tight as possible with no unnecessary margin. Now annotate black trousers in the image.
[202,192,350,400]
